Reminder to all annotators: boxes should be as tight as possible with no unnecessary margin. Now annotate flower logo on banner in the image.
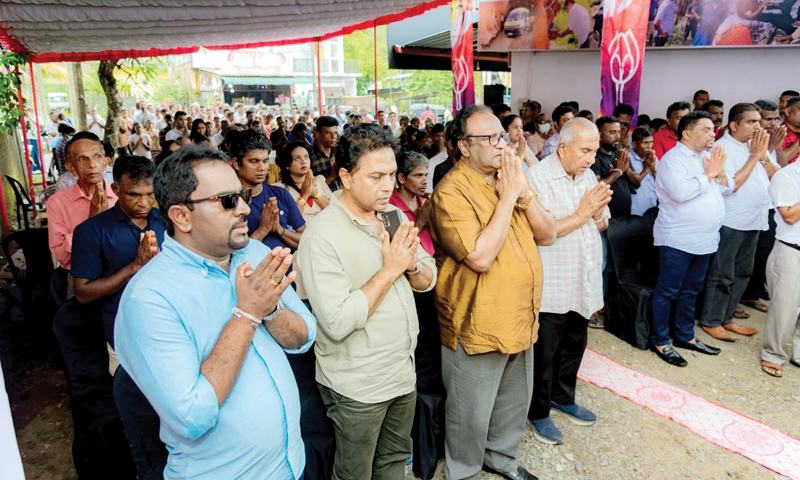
[608,29,641,105]
[453,55,470,111]
[604,0,634,17]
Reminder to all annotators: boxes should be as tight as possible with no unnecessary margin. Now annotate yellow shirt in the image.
[428,160,543,355]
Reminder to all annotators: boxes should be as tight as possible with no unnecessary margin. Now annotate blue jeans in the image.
[651,246,711,347]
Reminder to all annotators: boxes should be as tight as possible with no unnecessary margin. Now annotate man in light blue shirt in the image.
[629,126,658,216]
[115,145,315,480]
[651,111,729,367]
[700,103,780,342]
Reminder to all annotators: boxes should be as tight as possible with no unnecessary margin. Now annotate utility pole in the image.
[66,62,87,131]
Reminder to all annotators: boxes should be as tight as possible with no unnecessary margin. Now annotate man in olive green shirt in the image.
[297,125,436,480]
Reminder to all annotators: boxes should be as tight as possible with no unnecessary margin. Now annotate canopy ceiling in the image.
[0,0,449,63]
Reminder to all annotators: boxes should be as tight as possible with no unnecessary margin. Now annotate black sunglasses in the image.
[181,189,251,210]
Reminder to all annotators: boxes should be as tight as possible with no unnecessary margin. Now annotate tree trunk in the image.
[98,60,121,149]
[67,62,87,132]
[0,130,27,229]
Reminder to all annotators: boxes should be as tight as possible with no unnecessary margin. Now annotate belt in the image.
[779,240,800,252]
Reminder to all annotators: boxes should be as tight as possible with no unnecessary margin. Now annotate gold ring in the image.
[269,279,280,287]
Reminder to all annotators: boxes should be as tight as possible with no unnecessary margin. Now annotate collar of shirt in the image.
[108,202,161,230]
[68,180,117,203]
[389,189,421,221]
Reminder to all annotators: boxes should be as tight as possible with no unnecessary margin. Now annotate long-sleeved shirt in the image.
[716,132,774,232]
[115,236,315,480]
[296,194,435,404]
[47,182,117,270]
[527,154,608,318]
[653,142,734,255]
[629,148,658,216]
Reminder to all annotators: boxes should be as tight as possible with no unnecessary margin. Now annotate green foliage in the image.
[0,51,32,135]
[405,70,453,97]
[116,57,168,97]
[343,27,389,95]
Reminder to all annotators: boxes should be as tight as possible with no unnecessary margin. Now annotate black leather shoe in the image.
[483,465,539,480]
[673,339,721,355]
[651,344,688,367]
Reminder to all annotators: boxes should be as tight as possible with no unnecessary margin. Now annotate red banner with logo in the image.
[452,0,475,115]
[599,0,650,124]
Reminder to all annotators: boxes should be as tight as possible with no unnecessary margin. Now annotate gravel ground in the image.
[3,297,798,480]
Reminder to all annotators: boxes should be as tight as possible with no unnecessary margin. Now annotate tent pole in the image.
[15,65,37,218]
[29,62,46,188]
[316,40,323,115]
[374,21,378,116]
[0,165,11,237]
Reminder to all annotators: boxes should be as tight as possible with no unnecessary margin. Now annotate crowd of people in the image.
[38,87,800,480]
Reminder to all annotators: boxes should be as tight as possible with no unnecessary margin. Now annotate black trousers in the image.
[700,226,759,327]
[743,209,777,301]
[528,311,588,420]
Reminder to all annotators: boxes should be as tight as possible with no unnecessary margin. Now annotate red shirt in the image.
[653,128,678,160]
[389,190,435,256]
[783,128,800,164]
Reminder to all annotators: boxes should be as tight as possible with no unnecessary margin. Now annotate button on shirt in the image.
[770,162,800,245]
[429,160,543,355]
[71,205,165,348]
[528,154,608,318]
[716,132,774,231]
[654,142,734,255]
[629,148,658,216]
[47,183,118,270]
[296,194,436,404]
[115,236,315,480]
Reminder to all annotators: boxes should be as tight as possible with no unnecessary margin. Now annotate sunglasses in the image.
[181,189,251,210]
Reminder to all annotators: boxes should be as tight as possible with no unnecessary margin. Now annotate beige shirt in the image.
[273,176,332,223]
[296,194,436,403]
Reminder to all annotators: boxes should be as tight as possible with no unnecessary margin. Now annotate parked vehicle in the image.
[504,7,532,37]
[47,92,69,110]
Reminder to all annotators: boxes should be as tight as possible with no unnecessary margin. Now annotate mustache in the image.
[230,216,247,232]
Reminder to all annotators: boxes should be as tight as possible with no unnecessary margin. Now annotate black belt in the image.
[779,240,800,252]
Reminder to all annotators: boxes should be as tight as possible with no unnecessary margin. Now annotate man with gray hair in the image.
[525,118,611,445]
[429,104,556,480]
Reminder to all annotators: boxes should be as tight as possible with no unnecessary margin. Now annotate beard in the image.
[227,217,250,250]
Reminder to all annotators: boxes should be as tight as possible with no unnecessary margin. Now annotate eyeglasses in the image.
[466,132,510,146]
[181,189,251,210]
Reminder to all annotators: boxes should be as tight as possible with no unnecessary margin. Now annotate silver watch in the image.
[263,301,285,322]
[408,258,422,275]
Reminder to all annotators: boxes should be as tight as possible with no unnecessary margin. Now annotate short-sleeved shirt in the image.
[296,194,436,403]
[245,183,306,252]
[629,149,658,216]
[655,0,678,36]
[782,128,800,165]
[272,176,332,223]
[527,154,607,318]
[770,162,800,245]
[71,205,165,347]
[716,132,773,231]
[115,237,315,480]
[55,137,69,174]
[428,160,544,355]
[540,131,560,159]
[310,145,334,179]
[591,148,633,218]
[128,133,152,159]
[653,127,678,160]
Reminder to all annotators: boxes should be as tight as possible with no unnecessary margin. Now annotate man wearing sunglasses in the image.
[114,145,316,480]
[230,129,307,251]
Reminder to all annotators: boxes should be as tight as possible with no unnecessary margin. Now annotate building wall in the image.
[509,47,800,120]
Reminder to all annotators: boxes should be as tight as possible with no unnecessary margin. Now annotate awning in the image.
[392,22,509,71]
[221,76,314,86]
[0,0,450,63]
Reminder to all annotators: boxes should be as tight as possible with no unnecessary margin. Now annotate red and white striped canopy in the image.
[0,0,448,62]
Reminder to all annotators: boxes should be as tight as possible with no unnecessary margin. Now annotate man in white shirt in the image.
[86,106,106,139]
[651,111,727,367]
[761,158,800,377]
[654,0,679,46]
[165,111,188,142]
[629,126,658,216]
[565,0,592,48]
[233,105,246,124]
[700,104,778,342]
[128,122,153,159]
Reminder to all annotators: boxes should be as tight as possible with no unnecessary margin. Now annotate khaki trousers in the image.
[762,241,800,365]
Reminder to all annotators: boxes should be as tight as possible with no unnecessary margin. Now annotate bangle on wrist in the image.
[232,307,261,330]
[515,188,534,211]
[612,168,623,175]
[571,214,581,230]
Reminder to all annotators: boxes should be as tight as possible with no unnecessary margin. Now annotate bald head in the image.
[556,117,600,177]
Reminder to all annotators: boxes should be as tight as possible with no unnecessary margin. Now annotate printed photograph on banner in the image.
[478,0,601,51]
[649,0,800,47]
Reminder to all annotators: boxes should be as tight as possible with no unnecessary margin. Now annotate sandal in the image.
[740,299,768,313]
[588,312,604,329]
[761,360,783,378]
[733,307,750,319]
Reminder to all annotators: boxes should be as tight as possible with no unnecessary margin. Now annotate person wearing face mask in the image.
[528,113,552,159]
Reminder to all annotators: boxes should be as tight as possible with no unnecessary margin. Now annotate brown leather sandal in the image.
[761,360,783,378]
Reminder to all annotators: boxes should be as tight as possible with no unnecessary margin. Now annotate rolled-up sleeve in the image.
[115,294,220,442]
[278,286,316,354]
[297,235,369,341]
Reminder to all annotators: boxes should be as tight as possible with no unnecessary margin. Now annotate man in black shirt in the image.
[591,116,633,218]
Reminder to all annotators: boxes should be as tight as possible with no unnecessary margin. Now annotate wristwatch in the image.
[263,300,285,322]
[407,258,422,276]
